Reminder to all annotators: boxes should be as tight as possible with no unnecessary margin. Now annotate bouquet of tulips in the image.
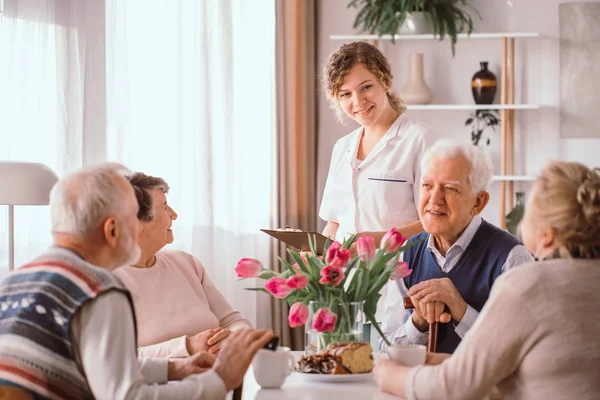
[235,227,422,347]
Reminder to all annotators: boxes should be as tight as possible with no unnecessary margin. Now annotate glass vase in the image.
[304,301,363,355]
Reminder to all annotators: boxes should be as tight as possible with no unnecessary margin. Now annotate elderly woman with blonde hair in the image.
[114,172,251,358]
[374,161,600,399]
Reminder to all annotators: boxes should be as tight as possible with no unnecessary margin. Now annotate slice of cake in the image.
[296,342,374,375]
[296,354,350,375]
[318,342,374,374]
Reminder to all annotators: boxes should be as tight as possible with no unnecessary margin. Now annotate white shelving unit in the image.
[330,32,543,41]
[492,175,536,182]
[329,32,543,228]
[406,104,539,111]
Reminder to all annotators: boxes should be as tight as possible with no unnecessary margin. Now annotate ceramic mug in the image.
[252,346,295,389]
[380,344,426,367]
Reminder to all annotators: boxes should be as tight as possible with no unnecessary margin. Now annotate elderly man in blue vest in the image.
[0,163,273,399]
[381,139,533,354]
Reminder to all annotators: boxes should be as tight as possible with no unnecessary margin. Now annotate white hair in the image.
[50,162,133,237]
[421,139,494,193]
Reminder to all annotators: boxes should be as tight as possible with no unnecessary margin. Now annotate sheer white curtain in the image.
[0,0,104,277]
[105,0,276,328]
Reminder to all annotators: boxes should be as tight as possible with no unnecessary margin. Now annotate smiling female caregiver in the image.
[320,41,432,244]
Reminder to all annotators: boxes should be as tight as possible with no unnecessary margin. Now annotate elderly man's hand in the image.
[410,297,451,330]
[168,352,215,380]
[408,278,467,323]
[213,328,274,391]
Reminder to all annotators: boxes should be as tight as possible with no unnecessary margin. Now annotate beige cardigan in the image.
[406,258,600,400]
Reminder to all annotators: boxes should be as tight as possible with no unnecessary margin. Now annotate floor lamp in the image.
[0,162,59,272]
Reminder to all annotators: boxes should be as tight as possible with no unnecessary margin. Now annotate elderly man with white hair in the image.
[381,139,533,354]
[0,163,273,399]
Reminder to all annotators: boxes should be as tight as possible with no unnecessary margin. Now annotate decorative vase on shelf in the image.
[471,61,497,104]
[399,53,434,105]
[305,301,363,354]
[506,191,525,236]
[398,12,434,35]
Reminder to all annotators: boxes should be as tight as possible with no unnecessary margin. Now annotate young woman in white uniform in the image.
[320,41,432,244]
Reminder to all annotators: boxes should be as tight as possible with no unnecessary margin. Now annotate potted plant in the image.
[465,109,500,146]
[348,0,481,56]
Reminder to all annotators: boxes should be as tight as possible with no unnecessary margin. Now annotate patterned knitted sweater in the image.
[0,247,135,400]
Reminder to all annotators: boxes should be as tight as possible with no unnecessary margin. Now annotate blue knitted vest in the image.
[0,247,136,400]
[400,220,521,353]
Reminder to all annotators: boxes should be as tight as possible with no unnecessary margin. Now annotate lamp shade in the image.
[0,162,59,205]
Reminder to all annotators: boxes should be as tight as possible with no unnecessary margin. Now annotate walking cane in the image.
[403,297,438,353]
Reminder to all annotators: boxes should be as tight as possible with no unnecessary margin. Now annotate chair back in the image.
[0,385,34,400]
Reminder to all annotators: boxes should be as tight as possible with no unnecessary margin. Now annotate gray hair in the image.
[421,139,494,193]
[50,162,133,237]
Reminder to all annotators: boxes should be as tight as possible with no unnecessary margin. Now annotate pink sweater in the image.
[114,250,252,358]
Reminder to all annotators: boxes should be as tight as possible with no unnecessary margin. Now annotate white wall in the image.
[316,0,600,230]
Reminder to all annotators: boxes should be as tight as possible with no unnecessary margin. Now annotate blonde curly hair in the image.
[528,161,600,259]
[322,41,405,123]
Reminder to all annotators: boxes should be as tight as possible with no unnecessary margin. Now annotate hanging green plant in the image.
[347,0,481,56]
[465,109,500,146]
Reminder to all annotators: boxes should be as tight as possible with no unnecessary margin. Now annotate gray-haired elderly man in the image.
[0,163,272,399]
[381,139,533,354]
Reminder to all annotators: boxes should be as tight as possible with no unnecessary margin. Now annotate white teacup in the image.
[252,346,295,389]
[381,344,426,366]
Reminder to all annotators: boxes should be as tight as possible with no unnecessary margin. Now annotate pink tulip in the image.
[319,265,344,287]
[264,277,293,298]
[380,227,407,253]
[390,261,412,280]
[288,302,309,328]
[235,258,262,278]
[356,236,376,261]
[312,307,337,333]
[286,274,309,289]
[326,241,351,267]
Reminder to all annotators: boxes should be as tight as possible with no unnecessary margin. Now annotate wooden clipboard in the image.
[261,229,328,255]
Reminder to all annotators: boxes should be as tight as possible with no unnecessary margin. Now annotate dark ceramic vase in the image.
[471,62,497,104]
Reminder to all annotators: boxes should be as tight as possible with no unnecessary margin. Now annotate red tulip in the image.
[312,307,337,333]
[288,302,309,328]
[326,241,351,267]
[319,265,344,287]
[390,261,412,280]
[286,274,309,289]
[235,258,262,278]
[380,227,407,253]
[264,277,293,298]
[356,236,376,261]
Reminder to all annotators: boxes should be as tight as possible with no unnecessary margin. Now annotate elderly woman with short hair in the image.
[114,172,251,358]
[381,139,533,353]
[375,161,600,399]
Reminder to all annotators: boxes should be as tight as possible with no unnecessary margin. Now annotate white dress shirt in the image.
[319,113,431,242]
[71,291,227,399]
[380,216,534,349]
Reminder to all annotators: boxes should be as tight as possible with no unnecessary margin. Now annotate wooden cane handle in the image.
[428,322,438,353]
[405,297,438,353]
[232,384,243,400]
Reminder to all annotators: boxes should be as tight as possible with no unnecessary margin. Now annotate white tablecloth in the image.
[229,351,402,400]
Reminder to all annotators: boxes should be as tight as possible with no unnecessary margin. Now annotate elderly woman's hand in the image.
[186,327,231,355]
[373,358,409,397]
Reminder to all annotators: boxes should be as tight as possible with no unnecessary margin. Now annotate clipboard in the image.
[261,229,329,255]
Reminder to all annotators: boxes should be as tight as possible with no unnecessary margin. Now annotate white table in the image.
[229,352,403,400]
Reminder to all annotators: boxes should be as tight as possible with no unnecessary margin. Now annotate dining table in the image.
[227,351,403,400]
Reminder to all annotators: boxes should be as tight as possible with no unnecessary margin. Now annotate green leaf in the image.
[288,250,310,275]
[258,270,277,280]
[244,287,269,294]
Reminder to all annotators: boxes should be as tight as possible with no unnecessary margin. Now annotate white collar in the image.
[427,215,483,254]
